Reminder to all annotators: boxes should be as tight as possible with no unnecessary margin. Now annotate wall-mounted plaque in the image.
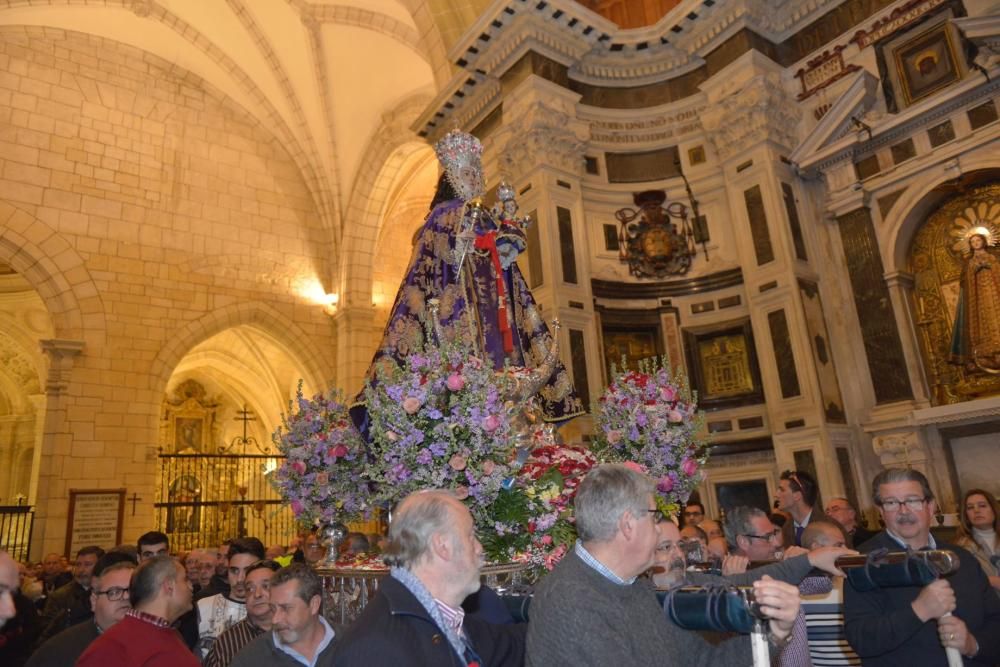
[65,488,125,556]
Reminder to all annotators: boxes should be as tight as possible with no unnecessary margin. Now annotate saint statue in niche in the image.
[167,474,202,533]
[949,210,1000,373]
[352,129,584,432]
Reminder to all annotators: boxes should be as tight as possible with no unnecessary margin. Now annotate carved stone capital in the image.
[700,74,801,161]
[38,339,84,395]
[871,430,925,467]
[491,101,589,180]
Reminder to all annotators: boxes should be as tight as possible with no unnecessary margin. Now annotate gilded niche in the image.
[910,183,1000,403]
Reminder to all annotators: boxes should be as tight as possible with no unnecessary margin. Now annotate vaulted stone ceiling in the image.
[0,0,490,241]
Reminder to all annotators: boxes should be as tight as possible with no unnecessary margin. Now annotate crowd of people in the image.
[0,466,997,666]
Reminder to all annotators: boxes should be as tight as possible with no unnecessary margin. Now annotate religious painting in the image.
[878,10,967,110]
[683,320,764,410]
[909,182,1000,404]
[601,327,661,378]
[175,417,203,452]
[894,22,961,104]
[166,475,201,533]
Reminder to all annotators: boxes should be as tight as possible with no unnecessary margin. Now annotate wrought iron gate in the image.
[154,452,295,552]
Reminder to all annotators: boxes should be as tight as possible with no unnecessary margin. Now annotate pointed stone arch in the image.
[0,200,105,345]
[147,301,334,405]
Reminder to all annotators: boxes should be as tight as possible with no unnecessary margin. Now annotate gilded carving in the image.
[910,183,1000,403]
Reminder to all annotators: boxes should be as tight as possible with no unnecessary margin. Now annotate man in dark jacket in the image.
[844,468,1000,666]
[27,560,135,667]
[35,546,104,646]
[333,490,525,666]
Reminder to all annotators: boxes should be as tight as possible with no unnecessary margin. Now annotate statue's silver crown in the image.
[434,129,482,175]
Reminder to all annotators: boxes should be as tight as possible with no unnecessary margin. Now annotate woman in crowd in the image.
[955,488,1000,594]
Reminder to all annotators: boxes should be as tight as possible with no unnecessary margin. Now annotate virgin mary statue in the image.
[352,129,585,431]
[950,231,1000,372]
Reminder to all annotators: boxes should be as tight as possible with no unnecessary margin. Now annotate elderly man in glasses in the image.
[27,560,135,667]
[526,465,804,666]
[844,468,1000,666]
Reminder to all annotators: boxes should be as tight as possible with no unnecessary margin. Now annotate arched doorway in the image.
[157,325,322,552]
[0,262,55,559]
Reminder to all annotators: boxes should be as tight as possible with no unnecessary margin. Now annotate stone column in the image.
[331,305,376,397]
[34,339,84,556]
[700,54,848,499]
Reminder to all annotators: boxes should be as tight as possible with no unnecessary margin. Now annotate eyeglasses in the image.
[646,509,666,523]
[94,586,129,601]
[743,529,781,542]
[879,497,928,512]
[682,510,704,517]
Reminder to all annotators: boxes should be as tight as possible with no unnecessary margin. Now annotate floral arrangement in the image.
[363,332,517,529]
[591,357,707,515]
[271,385,373,526]
[481,443,599,568]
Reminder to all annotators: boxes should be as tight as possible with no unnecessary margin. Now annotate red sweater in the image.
[76,613,200,667]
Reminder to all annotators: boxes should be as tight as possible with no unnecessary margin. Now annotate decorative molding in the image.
[591,268,744,299]
[699,73,801,161]
[0,332,41,394]
[953,14,1000,71]
[38,339,84,396]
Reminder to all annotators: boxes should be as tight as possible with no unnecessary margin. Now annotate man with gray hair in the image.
[333,489,526,666]
[526,464,803,665]
[844,468,1000,666]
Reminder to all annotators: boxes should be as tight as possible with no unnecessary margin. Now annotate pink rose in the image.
[446,373,466,391]
[481,460,496,475]
[623,461,646,474]
[607,429,622,445]
[482,415,501,432]
[328,444,349,459]
[449,454,468,471]
[658,476,674,493]
[540,534,553,545]
[403,397,422,414]
[291,460,306,475]
[290,499,303,516]
[660,385,677,403]
[667,409,684,423]
[682,458,698,477]
[454,485,470,500]
[315,472,329,486]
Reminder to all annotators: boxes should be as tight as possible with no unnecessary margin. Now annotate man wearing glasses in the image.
[27,561,135,666]
[726,505,786,563]
[527,464,803,666]
[844,468,1000,666]
[680,502,705,528]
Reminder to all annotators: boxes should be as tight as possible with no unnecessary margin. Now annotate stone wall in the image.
[0,26,336,555]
